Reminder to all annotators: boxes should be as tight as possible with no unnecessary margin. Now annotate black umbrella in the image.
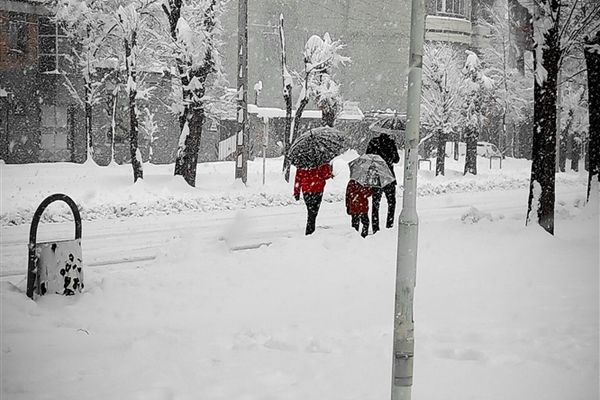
[288,126,345,169]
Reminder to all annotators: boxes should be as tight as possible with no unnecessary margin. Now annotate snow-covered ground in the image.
[0,153,586,226]
[1,156,598,400]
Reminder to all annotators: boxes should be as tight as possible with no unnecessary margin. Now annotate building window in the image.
[9,13,28,53]
[41,105,68,128]
[431,0,468,18]
[38,16,68,73]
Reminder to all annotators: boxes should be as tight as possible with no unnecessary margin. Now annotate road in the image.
[0,186,585,278]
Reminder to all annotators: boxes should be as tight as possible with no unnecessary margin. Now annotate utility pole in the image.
[392,0,425,398]
[235,0,249,183]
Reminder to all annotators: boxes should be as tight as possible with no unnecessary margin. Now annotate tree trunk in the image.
[128,81,143,181]
[559,132,567,172]
[291,96,309,146]
[283,94,310,180]
[282,84,293,182]
[84,83,94,163]
[279,14,295,182]
[453,139,459,160]
[164,0,215,187]
[526,0,559,235]
[435,131,445,176]
[464,130,477,175]
[513,122,519,158]
[584,32,600,201]
[565,130,573,171]
[321,102,336,127]
[176,106,204,186]
[110,91,117,164]
[125,35,143,183]
[501,107,507,155]
[571,134,580,172]
[584,138,590,172]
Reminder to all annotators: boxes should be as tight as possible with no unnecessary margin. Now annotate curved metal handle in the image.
[27,194,82,298]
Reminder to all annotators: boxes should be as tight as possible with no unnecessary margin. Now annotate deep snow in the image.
[0,153,587,226]
[0,156,598,400]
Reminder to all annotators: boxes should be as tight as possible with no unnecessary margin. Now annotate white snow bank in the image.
[0,154,587,226]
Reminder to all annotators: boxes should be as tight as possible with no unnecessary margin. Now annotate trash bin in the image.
[27,194,83,298]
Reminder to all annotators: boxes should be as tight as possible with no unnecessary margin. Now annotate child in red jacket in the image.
[294,163,333,235]
[345,179,372,238]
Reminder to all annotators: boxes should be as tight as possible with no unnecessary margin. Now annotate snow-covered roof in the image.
[243,102,363,121]
[338,101,364,120]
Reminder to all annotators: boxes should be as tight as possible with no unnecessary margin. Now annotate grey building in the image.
[0,0,86,164]
[1,0,512,164]
[219,0,493,113]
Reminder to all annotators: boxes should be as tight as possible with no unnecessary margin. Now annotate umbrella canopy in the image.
[288,126,345,169]
[348,154,396,188]
[369,114,406,135]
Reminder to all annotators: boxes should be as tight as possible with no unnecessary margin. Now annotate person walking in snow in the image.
[365,132,400,232]
[293,163,334,235]
[345,179,372,238]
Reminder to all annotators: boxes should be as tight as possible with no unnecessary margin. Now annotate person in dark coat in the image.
[294,163,333,235]
[365,132,400,232]
[345,179,372,238]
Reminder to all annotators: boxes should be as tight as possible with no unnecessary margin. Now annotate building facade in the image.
[219,0,494,114]
[0,0,86,164]
[1,0,512,164]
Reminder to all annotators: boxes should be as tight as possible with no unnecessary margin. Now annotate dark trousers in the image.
[372,183,396,232]
[303,192,323,235]
[351,214,369,238]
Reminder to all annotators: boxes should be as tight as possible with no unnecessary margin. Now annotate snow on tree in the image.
[460,50,495,176]
[54,0,116,164]
[103,79,121,166]
[279,15,349,181]
[304,33,350,128]
[141,107,159,163]
[422,42,463,176]
[557,80,588,171]
[480,0,533,158]
[162,0,224,187]
[109,0,163,182]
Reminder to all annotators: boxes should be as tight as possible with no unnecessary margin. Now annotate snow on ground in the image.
[0,153,587,226]
[0,156,598,400]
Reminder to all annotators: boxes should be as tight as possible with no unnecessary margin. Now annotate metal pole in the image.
[263,117,268,185]
[235,0,249,183]
[392,0,425,397]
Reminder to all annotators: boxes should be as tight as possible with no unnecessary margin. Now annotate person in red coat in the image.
[294,163,333,235]
[345,179,372,238]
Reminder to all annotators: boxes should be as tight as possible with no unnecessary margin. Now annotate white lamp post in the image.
[391,0,425,398]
